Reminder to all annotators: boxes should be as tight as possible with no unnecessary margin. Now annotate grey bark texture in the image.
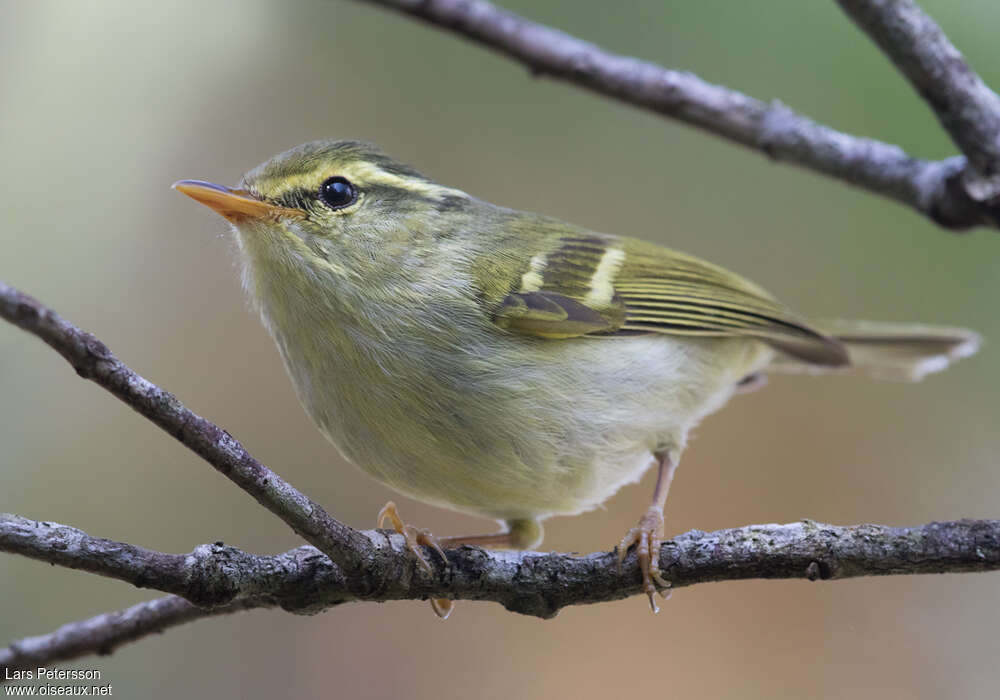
[359,0,1000,229]
[0,281,373,582]
[836,0,1000,186]
[3,0,1000,676]
[4,513,999,672]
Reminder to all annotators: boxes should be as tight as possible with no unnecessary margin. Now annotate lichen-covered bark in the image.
[4,0,1000,674]
[4,511,999,675]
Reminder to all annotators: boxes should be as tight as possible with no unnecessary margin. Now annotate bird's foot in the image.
[377,501,453,619]
[378,501,448,573]
[617,507,672,613]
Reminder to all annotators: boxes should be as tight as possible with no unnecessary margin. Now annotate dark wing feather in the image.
[488,230,847,366]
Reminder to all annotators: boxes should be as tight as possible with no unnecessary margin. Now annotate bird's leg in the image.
[377,502,541,619]
[617,450,678,613]
[441,517,543,550]
[735,371,768,394]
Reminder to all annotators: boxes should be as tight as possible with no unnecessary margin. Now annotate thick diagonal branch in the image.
[0,281,375,584]
[2,279,998,667]
[357,0,1000,229]
[4,281,1000,621]
[836,0,1000,189]
[3,512,1000,672]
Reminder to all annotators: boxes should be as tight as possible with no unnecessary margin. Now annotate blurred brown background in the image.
[1,1,997,698]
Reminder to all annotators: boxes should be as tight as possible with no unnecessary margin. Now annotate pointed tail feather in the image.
[768,319,980,381]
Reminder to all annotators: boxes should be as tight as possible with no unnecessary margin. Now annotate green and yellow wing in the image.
[487,232,847,366]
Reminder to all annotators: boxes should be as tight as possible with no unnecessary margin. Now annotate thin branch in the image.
[0,515,195,598]
[0,281,376,585]
[4,511,1000,674]
[0,596,262,674]
[0,514,352,611]
[2,0,998,678]
[356,0,1000,229]
[837,0,1000,199]
[3,278,999,666]
[4,280,1000,612]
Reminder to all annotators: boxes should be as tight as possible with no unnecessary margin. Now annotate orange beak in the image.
[172,180,305,222]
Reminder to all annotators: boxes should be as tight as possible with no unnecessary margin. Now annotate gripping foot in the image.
[617,507,672,613]
[377,501,453,619]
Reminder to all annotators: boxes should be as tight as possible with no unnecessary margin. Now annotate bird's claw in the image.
[429,598,454,619]
[377,501,453,619]
[617,508,672,613]
[377,501,448,573]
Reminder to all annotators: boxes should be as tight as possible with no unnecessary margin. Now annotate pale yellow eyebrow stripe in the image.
[261,161,468,202]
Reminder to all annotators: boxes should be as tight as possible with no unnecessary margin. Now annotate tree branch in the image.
[2,275,997,660]
[3,0,998,679]
[0,514,351,611]
[356,0,1000,229]
[0,281,376,586]
[3,512,1000,672]
[836,0,1000,198]
[0,596,261,674]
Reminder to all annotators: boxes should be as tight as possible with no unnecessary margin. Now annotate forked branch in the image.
[3,511,999,672]
[358,0,1000,229]
[4,0,1000,677]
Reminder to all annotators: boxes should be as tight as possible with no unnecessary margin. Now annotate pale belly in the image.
[275,326,772,522]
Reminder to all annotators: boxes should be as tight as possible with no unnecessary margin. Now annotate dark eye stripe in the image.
[272,188,314,211]
[270,182,459,214]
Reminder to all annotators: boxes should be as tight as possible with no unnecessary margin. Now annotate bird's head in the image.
[174,140,473,289]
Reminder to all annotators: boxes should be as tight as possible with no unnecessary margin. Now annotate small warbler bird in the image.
[175,139,979,616]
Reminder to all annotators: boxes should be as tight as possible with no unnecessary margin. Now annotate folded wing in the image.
[490,233,848,366]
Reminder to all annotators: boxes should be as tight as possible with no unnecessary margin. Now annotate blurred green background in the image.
[2,1,997,698]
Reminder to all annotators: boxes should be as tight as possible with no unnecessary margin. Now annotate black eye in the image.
[318,176,357,210]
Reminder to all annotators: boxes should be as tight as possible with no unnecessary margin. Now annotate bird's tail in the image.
[768,319,980,381]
